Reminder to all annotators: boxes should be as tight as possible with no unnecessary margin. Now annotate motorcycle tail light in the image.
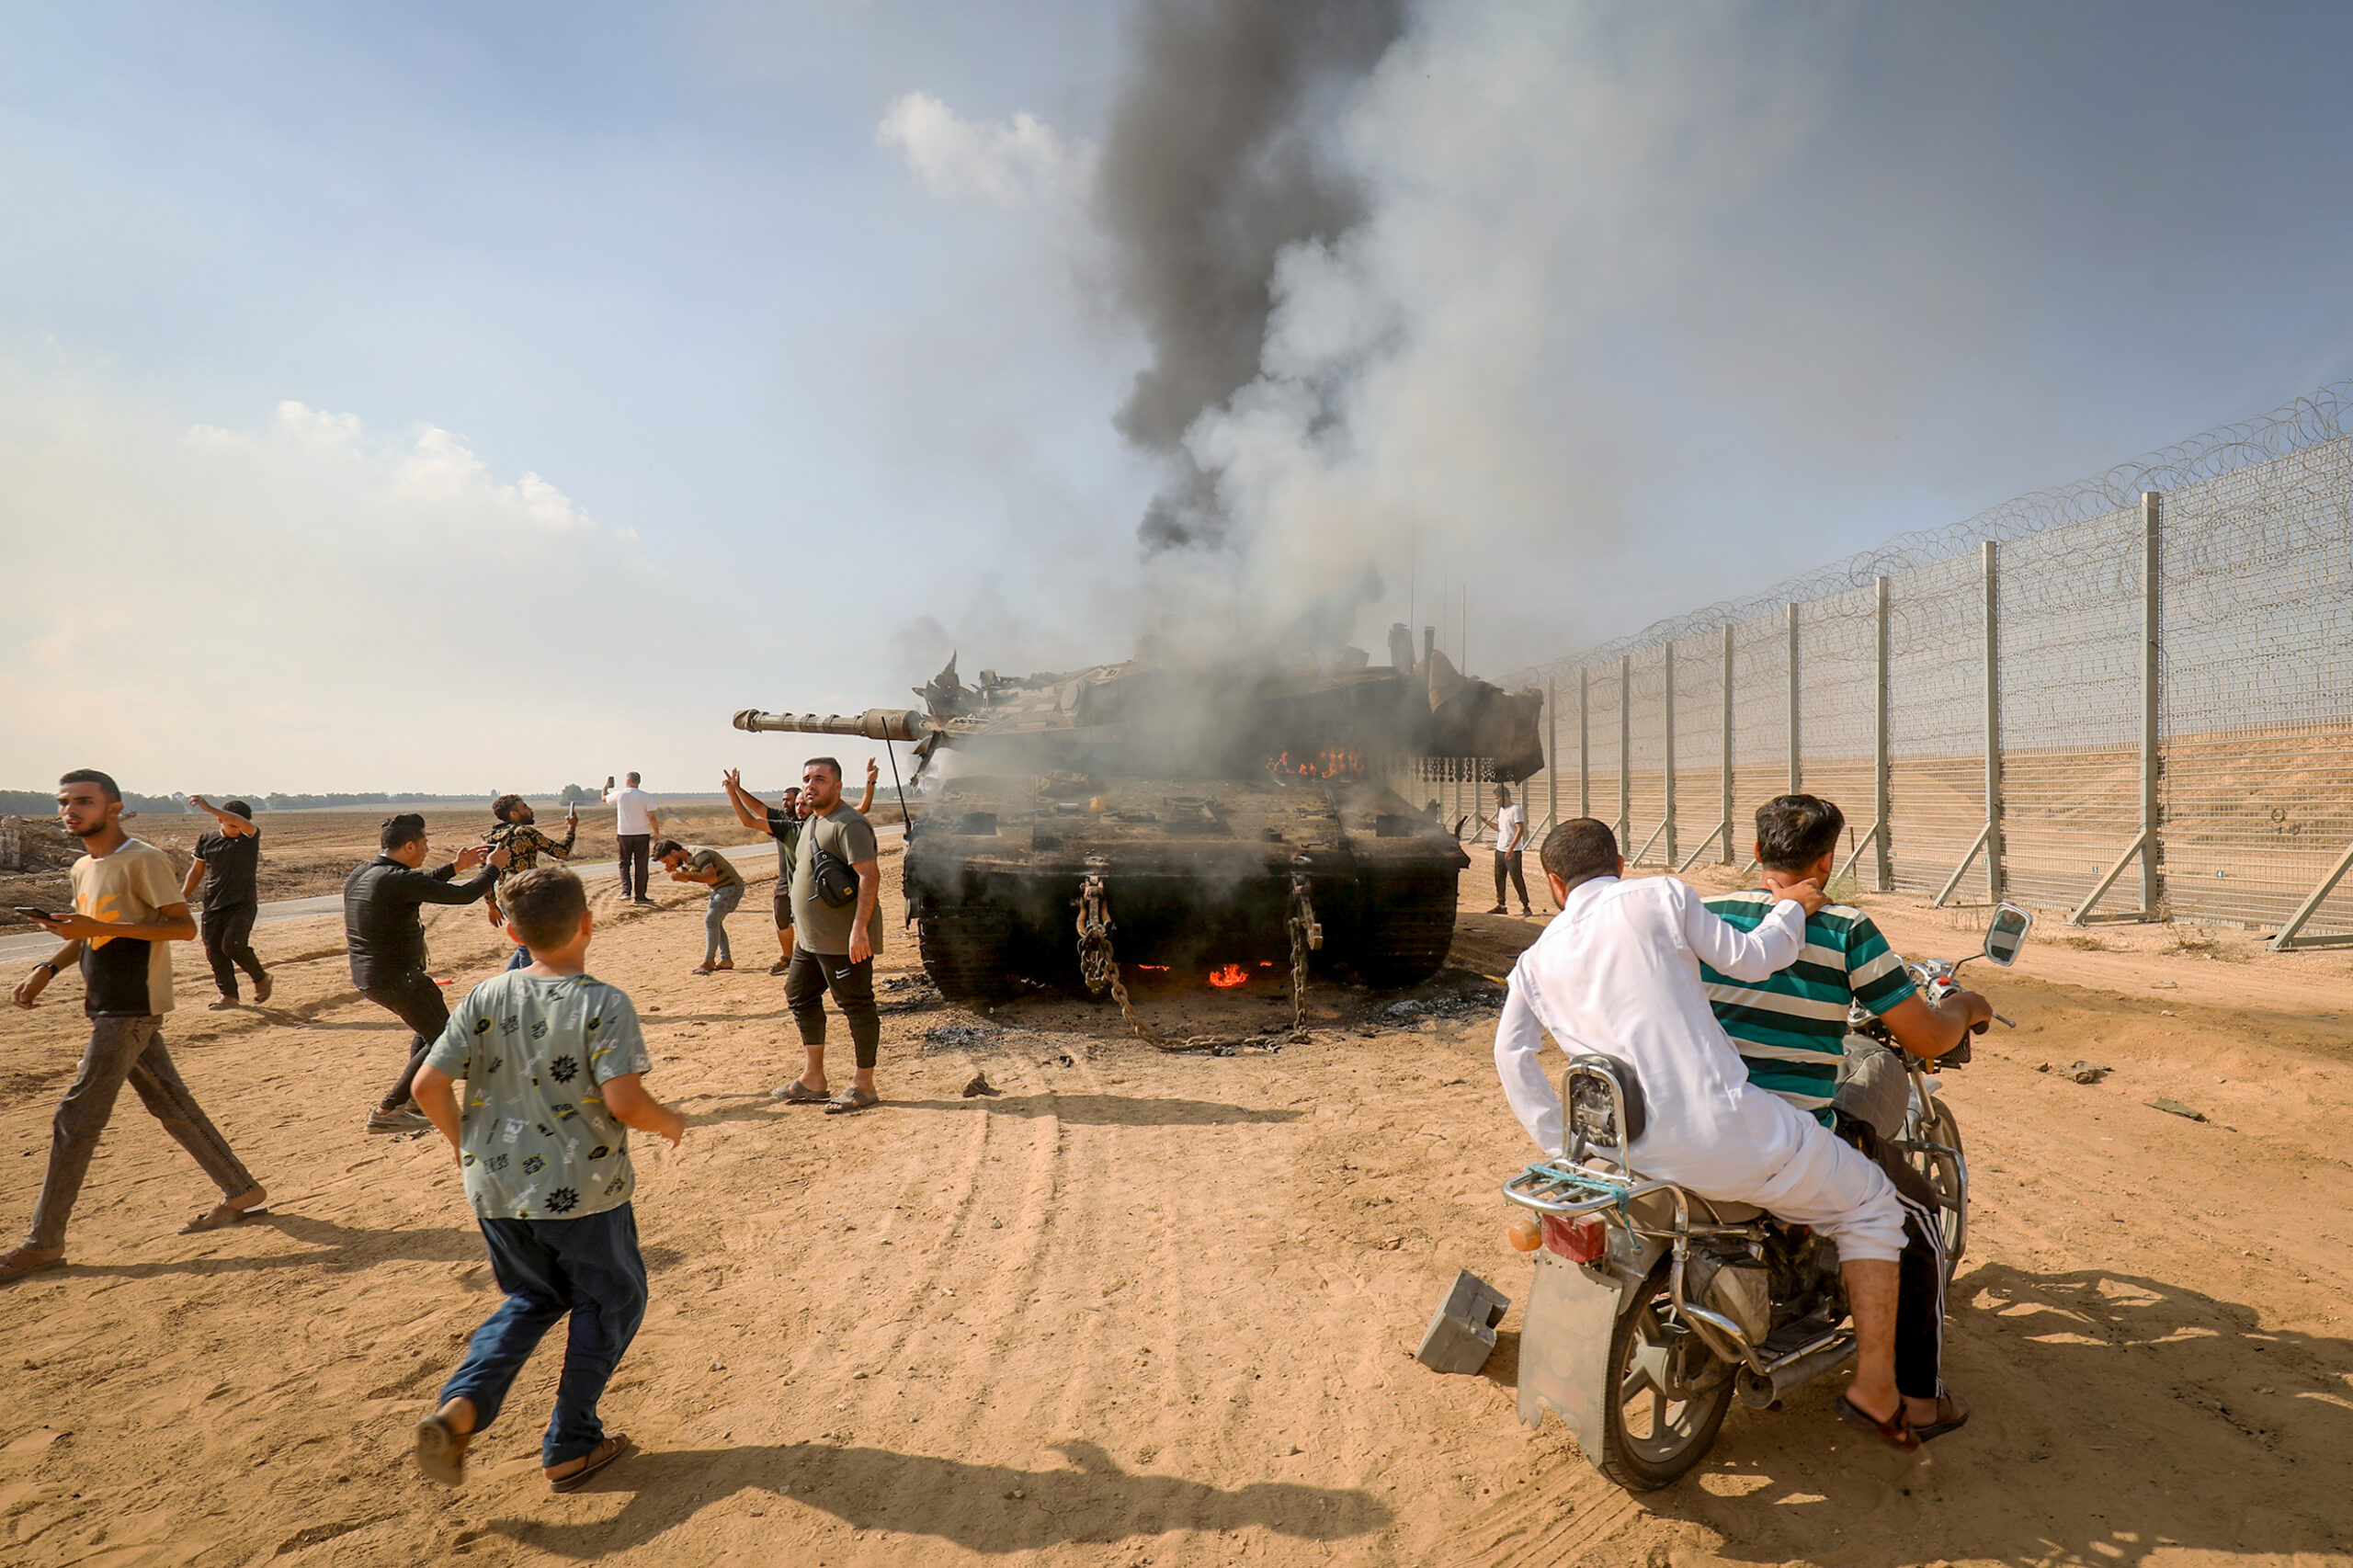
[1541,1212,1608,1263]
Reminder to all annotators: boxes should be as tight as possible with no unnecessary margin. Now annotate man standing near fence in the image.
[602,774,660,906]
[1480,784,1532,916]
[182,795,273,1008]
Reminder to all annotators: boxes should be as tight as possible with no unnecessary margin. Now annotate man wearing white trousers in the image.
[1494,817,1919,1449]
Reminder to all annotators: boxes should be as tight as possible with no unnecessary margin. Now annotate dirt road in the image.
[0,852,2347,1566]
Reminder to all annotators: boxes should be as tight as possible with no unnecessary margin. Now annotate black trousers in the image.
[1494,850,1530,909]
[1837,1116,1947,1401]
[200,902,268,996]
[784,947,881,1070]
[361,969,449,1111]
[616,835,652,899]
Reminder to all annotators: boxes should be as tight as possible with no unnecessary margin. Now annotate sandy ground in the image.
[1,846,2348,1568]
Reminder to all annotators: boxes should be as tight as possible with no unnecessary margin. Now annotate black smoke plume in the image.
[1093,0,1404,552]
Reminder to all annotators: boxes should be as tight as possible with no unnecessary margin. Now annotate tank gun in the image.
[732,708,931,743]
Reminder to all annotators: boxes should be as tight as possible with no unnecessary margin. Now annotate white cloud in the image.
[0,360,674,792]
[878,90,1093,209]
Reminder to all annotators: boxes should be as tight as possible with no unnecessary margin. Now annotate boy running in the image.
[407,867,685,1493]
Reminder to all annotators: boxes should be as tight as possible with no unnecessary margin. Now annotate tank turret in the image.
[733,649,1542,1001]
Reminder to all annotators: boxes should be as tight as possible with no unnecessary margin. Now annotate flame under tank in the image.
[734,647,1543,1002]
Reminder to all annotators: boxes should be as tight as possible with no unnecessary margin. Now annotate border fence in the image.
[1500,381,2353,950]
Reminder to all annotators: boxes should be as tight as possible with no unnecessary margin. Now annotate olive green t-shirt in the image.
[685,847,744,889]
[789,804,881,956]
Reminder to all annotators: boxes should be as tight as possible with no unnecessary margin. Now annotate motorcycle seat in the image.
[1688,1194,1767,1223]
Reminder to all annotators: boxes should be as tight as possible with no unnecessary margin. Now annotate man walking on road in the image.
[345,812,509,1134]
[484,795,576,971]
[774,756,884,1116]
[602,775,660,905]
[5,770,268,1284]
[182,795,273,1008]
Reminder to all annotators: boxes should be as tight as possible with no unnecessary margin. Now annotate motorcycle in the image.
[1500,901,2031,1490]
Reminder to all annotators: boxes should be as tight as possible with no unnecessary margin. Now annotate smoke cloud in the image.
[1093,0,1404,553]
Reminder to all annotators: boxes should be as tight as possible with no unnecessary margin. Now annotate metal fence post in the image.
[1787,603,1802,792]
[1547,676,1559,836]
[1663,642,1677,867]
[1874,574,1893,892]
[1720,622,1734,865]
[1578,666,1590,818]
[2140,492,2162,914]
[1619,653,1631,850]
[1984,540,2005,903]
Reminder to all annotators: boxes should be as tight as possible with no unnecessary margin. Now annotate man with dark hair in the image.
[602,774,661,905]
[722,761,877,976]
[1699,794,1993,1440]
[5,770,267,1283]
[345,813,509,1134]
[182,795,273,1008]
[775,756,884,1114]
[655,839,745,974]
[483,795,577,971]
[1478,783,1533,915]
[1495,818,1930,1449]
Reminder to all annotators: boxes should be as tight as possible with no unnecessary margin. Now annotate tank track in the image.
[916,906,1017,1002]
[1347,906,1458,990]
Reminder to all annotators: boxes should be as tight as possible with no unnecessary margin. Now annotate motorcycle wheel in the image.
[1906,1096,1968,1279]
[1596,1262,1737,1492]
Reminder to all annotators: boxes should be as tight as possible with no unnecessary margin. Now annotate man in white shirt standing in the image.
[1480,783,1531,916]
[1493,817,1921,1449]
[602,774,662,907]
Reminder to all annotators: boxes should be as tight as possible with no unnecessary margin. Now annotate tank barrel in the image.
[732,707,927,742]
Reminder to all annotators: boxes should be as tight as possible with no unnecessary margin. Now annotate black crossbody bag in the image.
[806,825,858,909]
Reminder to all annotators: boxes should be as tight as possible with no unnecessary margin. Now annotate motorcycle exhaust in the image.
[1734,1330,1858,1410]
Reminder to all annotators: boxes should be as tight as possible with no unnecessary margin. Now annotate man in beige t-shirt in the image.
[5,769,267,1284]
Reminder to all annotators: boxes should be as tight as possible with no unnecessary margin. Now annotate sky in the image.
[4,1,2352,796]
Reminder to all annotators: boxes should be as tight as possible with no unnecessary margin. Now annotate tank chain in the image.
[1076,875,1162,1046]
[1287,866,1323,1041]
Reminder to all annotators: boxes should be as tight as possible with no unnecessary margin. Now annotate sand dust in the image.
[1,852,2347,1566]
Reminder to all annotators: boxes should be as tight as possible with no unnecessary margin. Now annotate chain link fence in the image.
[1506,381,2353,949]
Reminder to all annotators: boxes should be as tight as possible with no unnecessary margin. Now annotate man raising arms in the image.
[182,795,273,1008]
[483,795,577,971]
[6,770,267,1284]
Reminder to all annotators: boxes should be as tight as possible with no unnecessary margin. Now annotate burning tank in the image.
[732,631,1542,1003]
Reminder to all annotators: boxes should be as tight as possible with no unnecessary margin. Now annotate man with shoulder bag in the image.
[772,756,883,1115]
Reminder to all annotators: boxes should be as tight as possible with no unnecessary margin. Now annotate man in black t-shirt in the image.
[182,796,272,1008]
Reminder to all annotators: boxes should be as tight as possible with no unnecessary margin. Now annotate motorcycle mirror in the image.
[1983,902,2034,967]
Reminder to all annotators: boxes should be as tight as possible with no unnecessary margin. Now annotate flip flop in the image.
[1835,1392,1920,1452]
[0,1248,65,1285]
[179,1201,267,1234]
[771,1080,829,1105]
[824,1087,880,1116]
[414,1412,471,1487]
[547,1433,631,1494]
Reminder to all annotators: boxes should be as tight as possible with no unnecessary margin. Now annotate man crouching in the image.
[1493,819,1921,1449]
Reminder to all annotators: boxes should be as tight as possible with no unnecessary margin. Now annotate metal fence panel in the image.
[1884,553,1986,897]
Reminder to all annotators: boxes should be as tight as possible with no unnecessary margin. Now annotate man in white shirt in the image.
[1493,817,1918,1448]
[1479,784,1531,915]
[602,774,662,906]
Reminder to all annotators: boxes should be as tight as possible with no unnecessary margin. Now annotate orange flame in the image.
[1264,747,1363,779]
[1137,964,1169,971]
[1208,964,1249,988]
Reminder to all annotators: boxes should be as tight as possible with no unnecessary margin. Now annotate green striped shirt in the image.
[1699,890,1917,1124]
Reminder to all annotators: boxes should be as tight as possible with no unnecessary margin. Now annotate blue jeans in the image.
[704,883,744,963]
[505,943,531,971]
[439,1202,649,1467]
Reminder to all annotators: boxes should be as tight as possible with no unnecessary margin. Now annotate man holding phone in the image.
[5,769,268,1285]
[602,774,661,905]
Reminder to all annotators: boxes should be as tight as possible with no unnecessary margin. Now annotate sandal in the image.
[1914,1388,1971,1442]
[824,1087,880,1116]
[1835,1391,1920,1452]
[771,1080,829,1105]
[414,1411,472,1487]
[180,1191,267,1234]
[547,1433,631,1494]
[0,1246,65,1285]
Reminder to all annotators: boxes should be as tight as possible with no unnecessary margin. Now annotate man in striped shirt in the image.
[1702,793,1992,1441]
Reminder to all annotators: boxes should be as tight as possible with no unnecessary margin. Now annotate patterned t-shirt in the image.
[1699,889,1918,1125]
[424,971,654,1221]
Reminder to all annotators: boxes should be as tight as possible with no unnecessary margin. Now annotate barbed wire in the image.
[1507,379,2353,687]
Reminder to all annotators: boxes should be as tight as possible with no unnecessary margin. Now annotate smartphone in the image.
[12,907,70,922]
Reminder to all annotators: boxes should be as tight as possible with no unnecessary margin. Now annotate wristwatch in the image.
[33,961,59,975]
